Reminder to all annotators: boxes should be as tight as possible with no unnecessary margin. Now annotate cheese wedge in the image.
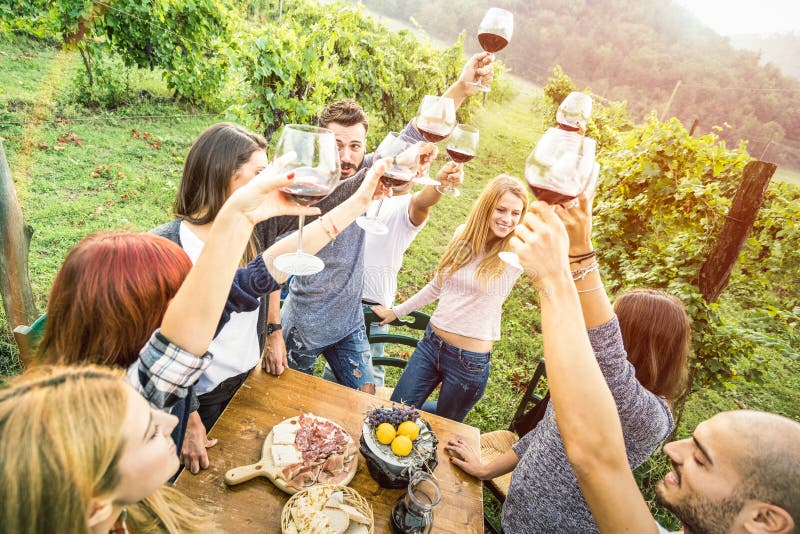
[271,444,303,467]
[272,422,299,445]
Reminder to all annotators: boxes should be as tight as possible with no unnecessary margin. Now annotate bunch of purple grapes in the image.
[366,406,419,427]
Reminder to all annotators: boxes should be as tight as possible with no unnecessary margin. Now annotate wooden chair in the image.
[12,313,47,366]
[362,308,430,400]
[481,358,548,506]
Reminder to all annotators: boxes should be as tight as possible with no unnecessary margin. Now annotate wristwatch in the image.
[267,323,283,335]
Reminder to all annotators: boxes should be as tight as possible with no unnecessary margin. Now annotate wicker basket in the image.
[281,484,374,534]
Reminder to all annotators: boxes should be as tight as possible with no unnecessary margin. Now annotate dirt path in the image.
[7,48,72,198]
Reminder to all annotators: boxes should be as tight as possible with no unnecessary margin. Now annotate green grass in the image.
[2,32,799,533]
[1,35,222,312]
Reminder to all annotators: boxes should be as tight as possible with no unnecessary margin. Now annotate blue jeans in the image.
[390,325,491,422]
[323,315,387,386]
[286,324,375,390]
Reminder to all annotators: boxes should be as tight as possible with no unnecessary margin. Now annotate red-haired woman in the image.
[445,194,690,533]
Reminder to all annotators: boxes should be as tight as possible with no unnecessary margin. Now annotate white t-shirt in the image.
[362,194,426,307]
[179,222,261,394]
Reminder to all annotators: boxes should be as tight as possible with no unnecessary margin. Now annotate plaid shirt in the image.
[126,330,213,410]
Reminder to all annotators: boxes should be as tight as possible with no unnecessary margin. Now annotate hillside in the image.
[363,0,800,170]
[730,32,800,79]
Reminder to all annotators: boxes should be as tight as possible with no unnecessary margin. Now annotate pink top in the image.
[392,254,522,341]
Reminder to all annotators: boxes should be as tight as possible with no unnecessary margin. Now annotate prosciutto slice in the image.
[277,414,354,489]
[295,414,349,462]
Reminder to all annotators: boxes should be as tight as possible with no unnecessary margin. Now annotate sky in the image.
[673,0,800,35]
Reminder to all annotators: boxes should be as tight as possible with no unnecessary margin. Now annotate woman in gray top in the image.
[445,193,691,533]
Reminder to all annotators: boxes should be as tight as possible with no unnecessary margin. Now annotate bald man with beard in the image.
[509,201,799,534]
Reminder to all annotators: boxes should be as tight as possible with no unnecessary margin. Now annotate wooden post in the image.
[759,134,774,160]
[698,160,777,302]
[660,80,682,122]
[0,140,38,333]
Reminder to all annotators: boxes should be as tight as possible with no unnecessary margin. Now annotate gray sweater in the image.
[501,316,674,533]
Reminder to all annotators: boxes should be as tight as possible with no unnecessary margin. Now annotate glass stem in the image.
[372,198,385,218]
[295,214,306,254]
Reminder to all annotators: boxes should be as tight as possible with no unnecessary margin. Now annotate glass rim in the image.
[454,123,479,133]
[407,470,442,509]
[281,124,335,136]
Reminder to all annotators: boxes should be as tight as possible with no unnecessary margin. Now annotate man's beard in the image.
[655,483,743,534]
[340,162,357,176]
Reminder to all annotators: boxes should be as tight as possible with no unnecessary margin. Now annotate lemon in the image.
[375,423,396,445]
[391,435,413,457]
[396,420,420,441]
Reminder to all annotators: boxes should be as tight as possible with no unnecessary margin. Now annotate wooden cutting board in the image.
[224,415,357,495]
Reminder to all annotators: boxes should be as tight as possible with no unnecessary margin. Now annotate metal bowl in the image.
[361,418,436,475]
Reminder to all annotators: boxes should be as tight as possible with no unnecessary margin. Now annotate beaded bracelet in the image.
[571,260,599,281]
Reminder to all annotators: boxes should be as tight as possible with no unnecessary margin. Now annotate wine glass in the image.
[557,92,593,133]
[356,133,420,235]
[466,7,514,93]
[498,129,598,270]
[414,95,456,185]
[440,124,479,198]
[272,124,341,276]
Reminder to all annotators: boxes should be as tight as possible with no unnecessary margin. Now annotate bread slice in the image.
[344,523,369,534]
[322,507,349,534]
[337,503,370,525]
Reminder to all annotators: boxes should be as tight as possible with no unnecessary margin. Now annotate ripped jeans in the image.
[285,324,375,390]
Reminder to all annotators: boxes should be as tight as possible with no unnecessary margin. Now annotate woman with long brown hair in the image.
[373,175,529,422]
[444,193,690,533]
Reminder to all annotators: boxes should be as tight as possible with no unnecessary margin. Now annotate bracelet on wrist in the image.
[569,250,596,263]
[577,285,604,294]
[571,260,599,281]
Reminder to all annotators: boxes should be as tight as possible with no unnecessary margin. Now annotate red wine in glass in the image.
[446,147,476,163]
[528,186,576,205]
[380,174,412,188]
[478,32,509,53]
[280,167,335,206]
[282,182,332,206]
[418,127,450,143]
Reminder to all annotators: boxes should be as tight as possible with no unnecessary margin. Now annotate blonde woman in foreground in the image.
[373,175,528,422]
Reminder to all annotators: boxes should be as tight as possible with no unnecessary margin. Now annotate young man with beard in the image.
[260,53,494,391]
[509,201,799,534]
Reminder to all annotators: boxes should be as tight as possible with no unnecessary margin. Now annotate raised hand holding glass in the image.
[439,124,479,197]
[356,133,420,235]
[466,8,513,93]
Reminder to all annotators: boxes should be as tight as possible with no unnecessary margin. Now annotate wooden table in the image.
[175,368,484,533]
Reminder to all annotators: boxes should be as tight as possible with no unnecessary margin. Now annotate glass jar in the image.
[390,471,442,534]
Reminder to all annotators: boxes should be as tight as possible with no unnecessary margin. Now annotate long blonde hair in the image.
[437,175,528,284]
[0,365,211,534]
